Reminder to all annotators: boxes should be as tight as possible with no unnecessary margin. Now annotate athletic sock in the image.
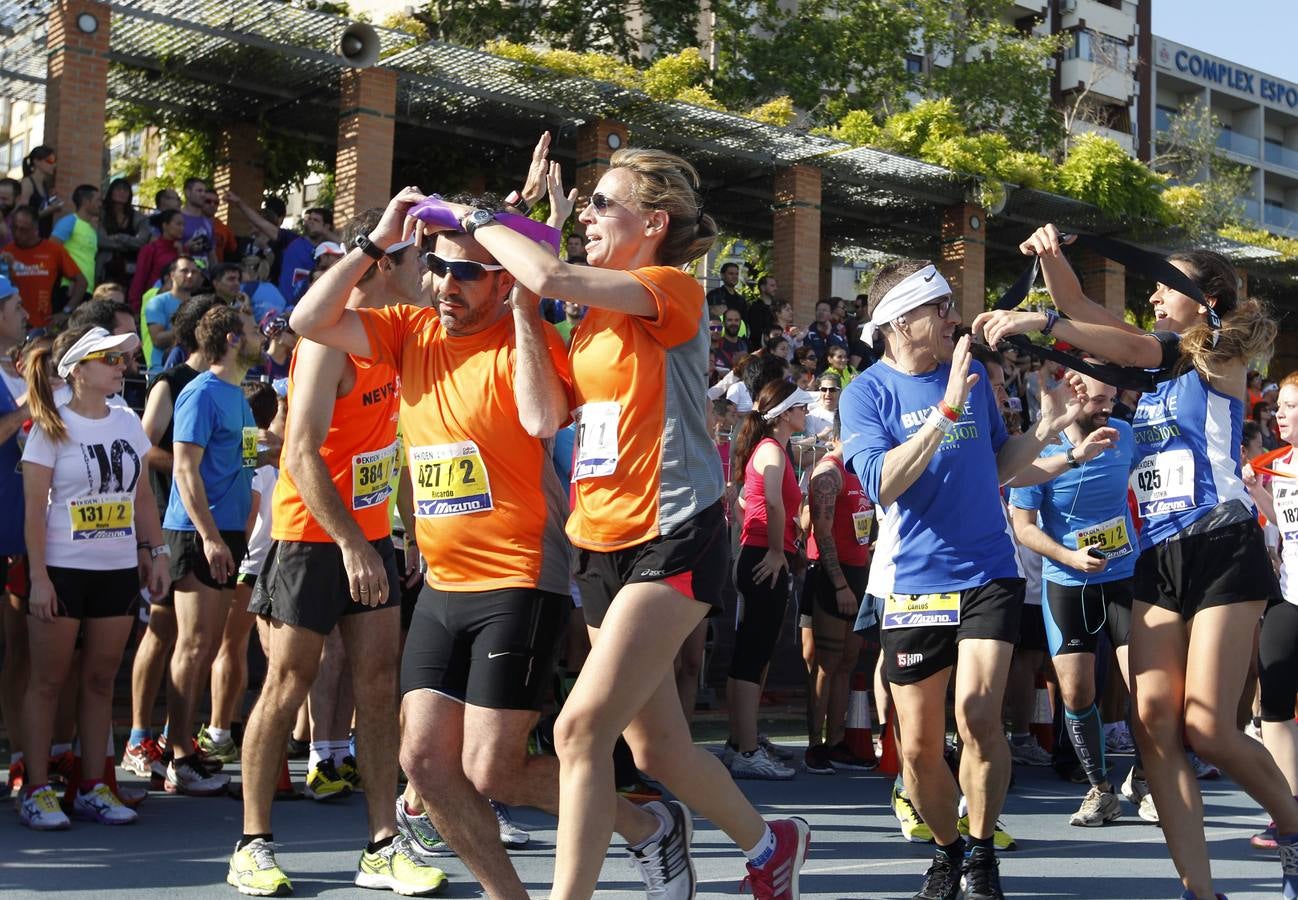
[966,834,994,853]
[128,728,150,746]
[744,825,777,866]
[331,740,351,765]
[238,833,273,850]
[10,751,22,764]
[366,835,395,854]
[206,726,230,745]
[79,779,102,794]
[1065,705,1107,787]
[937,837,966,862]
[308,741,330,771]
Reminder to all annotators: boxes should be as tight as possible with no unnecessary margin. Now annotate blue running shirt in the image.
[841,359,1019,595]
[1130,370,1249,549]
[164,371,256,532]
[1009,419,1138,587]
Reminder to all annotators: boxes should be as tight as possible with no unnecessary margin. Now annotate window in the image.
[1065,29,1130,71]
[905,54,923,75]
[9,138,23,171]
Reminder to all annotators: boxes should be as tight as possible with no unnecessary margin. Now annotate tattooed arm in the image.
[809,461,856,616]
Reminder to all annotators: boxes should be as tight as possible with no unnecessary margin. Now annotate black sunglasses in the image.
[819,386,840,393]
[422,252,506,282]
[590,192,632,214]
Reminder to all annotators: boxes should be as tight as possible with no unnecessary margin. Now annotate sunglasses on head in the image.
[81,350,129,366]
[423,252,506,281]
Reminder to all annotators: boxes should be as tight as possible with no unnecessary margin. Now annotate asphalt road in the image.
[1,744,1285,899]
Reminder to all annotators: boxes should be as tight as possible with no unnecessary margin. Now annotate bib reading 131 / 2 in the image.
[881,592,960,630]
[410,441,493,517]
[352,441,399,511]
[572,402,620,481]
[69,493,134,542]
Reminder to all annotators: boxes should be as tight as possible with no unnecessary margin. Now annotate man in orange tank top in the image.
[288,183,672,900]
[230,209,446,897]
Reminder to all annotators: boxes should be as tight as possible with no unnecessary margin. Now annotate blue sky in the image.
[1152,0,1296,83]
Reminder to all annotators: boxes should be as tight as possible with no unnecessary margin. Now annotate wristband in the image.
[937,401,960,422]
[1041,309,1060,337]
[504,190,531,215]
[926,409,957,434]
[834,582,850,592]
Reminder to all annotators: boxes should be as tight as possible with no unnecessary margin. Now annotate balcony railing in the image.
[1264,204,1298,233]
[1265,141,1298,172]
[1216,129,1260,158]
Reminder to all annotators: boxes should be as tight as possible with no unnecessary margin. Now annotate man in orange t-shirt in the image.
[5,206,85,326]
[232,207,446,896]
[289,188,666,899]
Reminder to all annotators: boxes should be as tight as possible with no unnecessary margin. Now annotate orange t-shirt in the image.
[6,240,80,326]
[566,266,725,550]
[270,349,401,543]
[357,305,574,594]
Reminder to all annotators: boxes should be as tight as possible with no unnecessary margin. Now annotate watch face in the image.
[471,210,493,226]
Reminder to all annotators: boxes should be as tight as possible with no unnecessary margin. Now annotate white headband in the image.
[763,388,818,422]
[861,265,952,348]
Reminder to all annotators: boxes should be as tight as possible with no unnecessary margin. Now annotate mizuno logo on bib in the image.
[881,592,960,630]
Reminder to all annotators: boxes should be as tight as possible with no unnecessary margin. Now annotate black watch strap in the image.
[353,234,384,261]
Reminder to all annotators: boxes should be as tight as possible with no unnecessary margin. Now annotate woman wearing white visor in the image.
[17,326,170,830]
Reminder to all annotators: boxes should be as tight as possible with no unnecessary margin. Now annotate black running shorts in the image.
[1043,579,1133,656]
[1259,599,1298,722]
[165,529,249,591]
[248,538,399,635]
[574,501,729,629]
[881,578,1024,685]
[401,586,568,710]
[1133,516,1281,619]
[1017,603,1049,653]
[40,566,140,619]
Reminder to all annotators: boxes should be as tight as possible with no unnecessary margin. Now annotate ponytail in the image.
[1178,298,1276,381]
[730,379,796,483]
[27,325,94,444]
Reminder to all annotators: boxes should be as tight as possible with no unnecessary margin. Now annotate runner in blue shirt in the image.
[1009,370,1152,829]
[976,224,1297,900]
[841,258,1083,900]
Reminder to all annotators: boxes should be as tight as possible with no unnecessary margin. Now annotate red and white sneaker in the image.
[121,738,167,780]
[741,818,811,900]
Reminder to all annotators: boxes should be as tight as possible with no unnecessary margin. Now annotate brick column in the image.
[1078,248,1126,321]
[574,119,630,216]
[772,165,822,321]
[212,122,265,237]
[938,203,986,325]
[335,68,397,224]
[45,0,111,200]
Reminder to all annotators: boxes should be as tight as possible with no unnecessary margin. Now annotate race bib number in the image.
[572,402,620,481]
[352,441,399,511]
[69,493,134,542]
[881,592,961,630]
[410,441,493,518]
[242,426,259,469]
[1131,449,1195,518]
[852,509,875,546]
[1275,481,1298,543]
[1074,514,1133,560]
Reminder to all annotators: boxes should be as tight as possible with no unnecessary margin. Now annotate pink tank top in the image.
[740,437,801,552]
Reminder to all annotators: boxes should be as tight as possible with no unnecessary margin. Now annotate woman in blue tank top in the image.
[975,225,1294,900]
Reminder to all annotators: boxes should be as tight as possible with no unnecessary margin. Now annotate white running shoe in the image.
[1121,768,1159,823]
[628,800,696,899]
[1009,735,1053,767]
[491,799,529,848]
[729,746,796,781]
[165,756,230,796]
[1103,722,1135,753]
[19,784,70,830]
[395,796,451,857]
[1069,786,1121,827]
[1187,752,1220,780]
[72,783,137,825]
[757,734,797,762]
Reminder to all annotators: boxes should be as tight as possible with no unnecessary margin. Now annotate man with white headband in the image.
[840,258,1084,900]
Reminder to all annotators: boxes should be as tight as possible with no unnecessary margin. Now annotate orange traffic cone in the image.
[877,713,900,776]
[844,672,878,766]
[1030,672,1055,753]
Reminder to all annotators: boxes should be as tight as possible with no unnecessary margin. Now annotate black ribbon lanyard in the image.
[990,233,1190,393]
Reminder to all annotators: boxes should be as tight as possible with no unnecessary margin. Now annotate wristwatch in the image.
[151,544,171,559]
[1065,447,1081,469]
[353,233,384,261]
[460,209,497,236]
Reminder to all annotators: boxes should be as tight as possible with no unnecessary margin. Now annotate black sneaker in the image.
[286,737,309,760]
[912,850,961,900]
[961,846,1004,900]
